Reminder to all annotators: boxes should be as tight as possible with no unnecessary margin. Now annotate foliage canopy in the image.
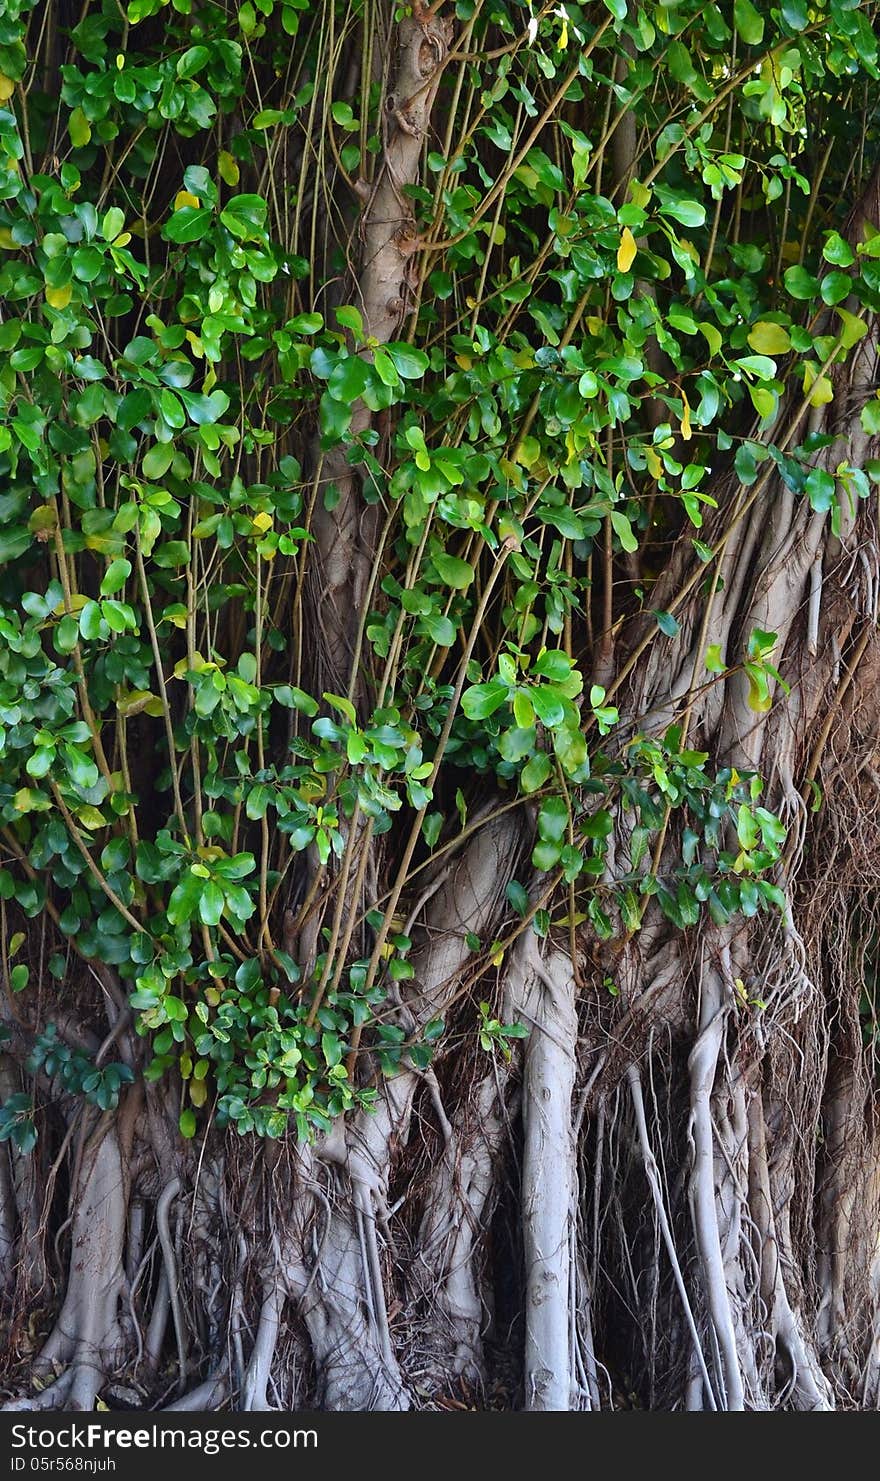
[0,0,878,1148]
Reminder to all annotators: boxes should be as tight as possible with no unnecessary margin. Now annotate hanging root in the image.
[292,815,525,1410]
[408,1065,507,1388]
[5,1119,128,1412]
[509,935,578,1410]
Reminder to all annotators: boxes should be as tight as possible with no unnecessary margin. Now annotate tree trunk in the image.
[2,0,880,1417]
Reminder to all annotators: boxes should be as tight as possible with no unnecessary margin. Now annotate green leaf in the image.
[655,193,706,228]
[654,610,680,638]
[783,265,820,300]
[532,650,573,682]
[335,304,364,336]
[804,467,835,513]
[198,881,224,927]
[823,232,855,268]
[461,680,509,720]
[553,725,587,775]
[10,964,29,993]
[499,726,536,762]
[422,812,442,848]
[245,784,272,820]
[609,509,638,553]
[531,687,565,727]
[820,271,852,305]
[781,0,808,29]
[520,752,551,793]
[220,194,268,241]
[431,553,475,589]
[101,207,125,242]
[288,312,323,334]
[142,443,174,479]
[423,612,455,646]
[167,872,204,926]
[506,880,530,915]
[274,685,318,716]
[386,343,429,379]
[323,691,357,723]
[537,795,568,844]
[734,0,764,44]
[164,206,214,244]
[179,1109,197,1139]
[327,355,369,403]
[532,840,561,871]
[734,355,777,381]
[79,600,104,641]
[100,558,131,596]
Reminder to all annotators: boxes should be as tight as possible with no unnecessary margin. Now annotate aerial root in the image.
[511,935,578,1411]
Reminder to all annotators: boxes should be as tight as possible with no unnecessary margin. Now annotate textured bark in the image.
[297,814,523,1410]
[310,11,453,694]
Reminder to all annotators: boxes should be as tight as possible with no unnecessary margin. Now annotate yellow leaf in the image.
[803,362,833,406]
[747,320,791,355]
[174,189,201,211]
[185,330,205,358]
[251,510,273,533]
[680,393,692,442]
[69,107,91,148]
[835,306,867,349]
[557,18,568,48]
[46,282,72,310]
[0,74,15,102]
[645,446,662,479]
[745,674,772,713]
[116,690,164,718]
[218,150,240,186]
[514,435,541,468]
[76,805,107,830]
[699,321,722,357]
[29,504,58,534]
[810,377,833,406]
[0,227,15,249]
[53,592,88,614]
[617,226,637,273]
[629,180,652,210]
[84,532,120,554]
